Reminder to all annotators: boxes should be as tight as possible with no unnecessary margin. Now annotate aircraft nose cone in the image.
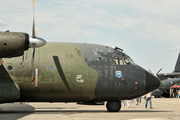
[145,71,161,93]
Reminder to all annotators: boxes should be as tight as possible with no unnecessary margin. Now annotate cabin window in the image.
[7,65,13,71]
[49,66,54,71]
[97,55,104,61]
[98,56,103,61]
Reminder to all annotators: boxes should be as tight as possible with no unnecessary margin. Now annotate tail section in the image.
[158,53,180,80]
[174,53,180,72]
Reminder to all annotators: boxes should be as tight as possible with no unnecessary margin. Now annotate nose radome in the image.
[145,71,161,93]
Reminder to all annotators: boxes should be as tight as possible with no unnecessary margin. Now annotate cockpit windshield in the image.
[114,56,134,65]
[128,57,134,64]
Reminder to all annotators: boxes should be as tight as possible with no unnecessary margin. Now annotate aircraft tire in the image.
[106,101,121,112]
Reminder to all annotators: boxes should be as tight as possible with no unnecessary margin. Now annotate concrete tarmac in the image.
[0,98,180,120]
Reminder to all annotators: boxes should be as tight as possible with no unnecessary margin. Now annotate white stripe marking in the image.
[35,68,38,87]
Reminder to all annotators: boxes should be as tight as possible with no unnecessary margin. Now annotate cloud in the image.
[169,46,180,51]
[0,0,180,73]
[104,0,180,17]
[134,19,180,42]
[1,0,180,43]
[0,20,8,26]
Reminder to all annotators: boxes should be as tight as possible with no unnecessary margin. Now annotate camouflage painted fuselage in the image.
[0,43,160,103]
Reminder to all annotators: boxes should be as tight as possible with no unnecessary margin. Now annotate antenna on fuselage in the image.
[114,47,123,51]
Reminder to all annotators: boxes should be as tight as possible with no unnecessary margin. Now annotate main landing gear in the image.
[106,101,121,112]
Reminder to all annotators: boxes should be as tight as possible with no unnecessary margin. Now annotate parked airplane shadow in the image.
[0,103,173,119]
[120,110,172,112]
[0,109,172,114]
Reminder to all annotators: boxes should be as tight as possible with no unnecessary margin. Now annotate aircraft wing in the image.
[158,72,180,80]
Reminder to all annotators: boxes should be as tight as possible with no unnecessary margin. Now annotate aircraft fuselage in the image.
[0,43,160,103]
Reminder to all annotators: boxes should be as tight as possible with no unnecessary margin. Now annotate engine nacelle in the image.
[0,32,29,58]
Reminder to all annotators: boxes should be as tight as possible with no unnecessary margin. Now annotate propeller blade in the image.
[157,68,163,75]
[32,0,35,6]
[29,0,46,85]
[31,0,36,84]
[32,0,36,38]
[31,44,35,84]
[29,0,46,48]
[35,29,38,36]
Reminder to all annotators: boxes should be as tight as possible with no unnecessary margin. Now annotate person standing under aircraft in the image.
[127,100,130,108]
[122,100,125,107]
[145,92,153,109]
[170,88,173,98]
[173,88,177,98]
[139,96,141,103]
[135,98,139,105]
[176,88,179,98]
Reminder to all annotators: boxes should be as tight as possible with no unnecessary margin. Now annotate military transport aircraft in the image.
[152,53,180,98]
[152,78,180,98]
[0,1,160,112]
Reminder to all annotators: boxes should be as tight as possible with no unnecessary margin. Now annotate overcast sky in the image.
[1,0,180,73]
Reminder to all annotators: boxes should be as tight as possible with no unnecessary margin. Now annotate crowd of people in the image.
[122,92,153,109]
[122,88,180,109]
[122,87,180,109]
[169,87,180,98]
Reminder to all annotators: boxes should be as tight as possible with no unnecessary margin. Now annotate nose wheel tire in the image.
[106,101,121,112]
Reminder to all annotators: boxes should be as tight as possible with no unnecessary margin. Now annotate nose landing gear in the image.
[106,101,121,112]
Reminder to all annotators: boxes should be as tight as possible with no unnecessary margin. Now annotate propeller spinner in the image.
[30,0,46,84]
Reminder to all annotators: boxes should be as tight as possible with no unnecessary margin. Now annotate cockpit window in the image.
[114,57,124,65]
[123,57,128,65]
[119,58,123,65]
[128,57,134,64]
[124,57,134,65]
[114,57,119,65]
[114,56,134,65]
